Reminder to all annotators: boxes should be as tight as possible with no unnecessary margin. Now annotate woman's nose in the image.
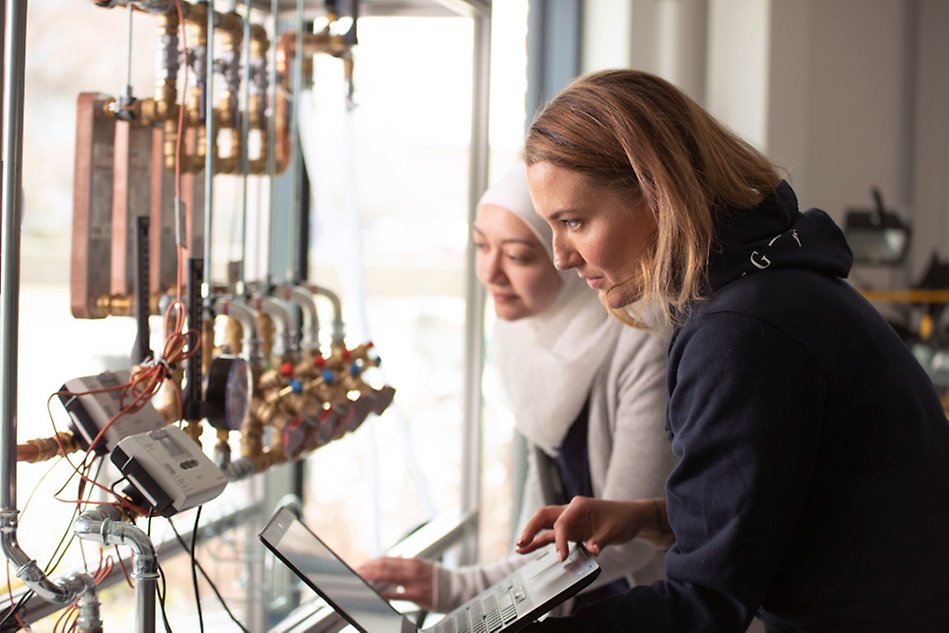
[478,250,506,283]
[552,242,578,270]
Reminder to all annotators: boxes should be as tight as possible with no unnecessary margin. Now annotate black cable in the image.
[167,518,249,632]
[0,589,34,632]
[156,562,174,633]
[190,506,204,633]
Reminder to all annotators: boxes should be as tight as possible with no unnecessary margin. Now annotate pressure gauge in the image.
[204,355,252,431]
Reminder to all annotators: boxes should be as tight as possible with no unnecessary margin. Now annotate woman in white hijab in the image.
[359,160,675,614]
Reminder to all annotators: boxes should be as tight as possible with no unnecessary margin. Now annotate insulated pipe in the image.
[74,506,158,633]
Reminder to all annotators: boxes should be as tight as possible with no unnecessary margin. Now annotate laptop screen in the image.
[260,506,407,633]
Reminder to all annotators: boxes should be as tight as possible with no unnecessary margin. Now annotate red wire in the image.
[113,545,134,589]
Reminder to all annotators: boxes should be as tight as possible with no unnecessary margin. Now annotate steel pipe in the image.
[74,506,158,633]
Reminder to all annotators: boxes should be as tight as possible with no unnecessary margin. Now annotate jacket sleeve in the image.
[589,329,676,587]
[533,312,827,631]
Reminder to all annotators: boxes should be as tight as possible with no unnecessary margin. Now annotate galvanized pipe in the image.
[266,0,278,281]
[240,0,252,283]
[213,295,263,364]
[307,284,345,347]
[1,2,100,617]
[203,0,217,300]
[277,283,320,351]
[252,293,297,356]
[74,506,158,633]
[0,0,27,524]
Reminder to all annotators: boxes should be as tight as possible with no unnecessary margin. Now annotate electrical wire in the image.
[156,562,174,633]
[44,458,106,578]
[190,506,203,633]
[0,588,33,632]
[166,517,249,633]
[3,562,31,632]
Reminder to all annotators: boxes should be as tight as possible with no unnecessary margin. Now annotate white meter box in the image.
[58,369,165,455]
[111,425,227,517]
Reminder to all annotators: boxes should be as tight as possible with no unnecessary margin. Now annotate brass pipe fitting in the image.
[212,10,243,174]
[134,8,180,126]
[94,292,162,318]
[257,312,274,360]
[224,316,244,355]
[183,420,203,443]
[239,402,265,459]
[17,433,81,463]
[201,318,215,374]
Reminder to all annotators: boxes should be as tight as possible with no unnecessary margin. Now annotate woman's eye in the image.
[562,219,581,230]
[473,242,488,251]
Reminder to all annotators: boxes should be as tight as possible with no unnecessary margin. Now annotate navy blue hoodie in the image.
[531,182,949,632]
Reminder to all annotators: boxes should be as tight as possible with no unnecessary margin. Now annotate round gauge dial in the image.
[205,355,252,431]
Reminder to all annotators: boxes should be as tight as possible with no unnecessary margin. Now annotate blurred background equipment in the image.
[2,0,500,630]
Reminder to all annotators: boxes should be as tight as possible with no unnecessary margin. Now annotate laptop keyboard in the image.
[432,581,524,633]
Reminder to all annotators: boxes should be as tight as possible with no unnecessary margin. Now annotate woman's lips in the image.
[492,292,519,304]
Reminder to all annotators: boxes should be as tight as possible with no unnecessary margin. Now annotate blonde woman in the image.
[515,69,949,632]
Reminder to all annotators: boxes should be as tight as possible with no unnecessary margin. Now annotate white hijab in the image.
[482,161,621,457]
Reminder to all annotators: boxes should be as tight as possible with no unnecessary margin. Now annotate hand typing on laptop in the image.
[356,557,436,611]
[515,496,675,561]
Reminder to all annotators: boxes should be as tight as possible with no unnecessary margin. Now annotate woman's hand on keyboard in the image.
[515,496,673,561]
[357,556,435,610]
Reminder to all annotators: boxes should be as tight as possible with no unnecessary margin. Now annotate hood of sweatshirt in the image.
[706,181,853,292]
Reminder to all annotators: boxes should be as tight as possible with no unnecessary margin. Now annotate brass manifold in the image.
[219,327,393,473]
[97,0,355,176]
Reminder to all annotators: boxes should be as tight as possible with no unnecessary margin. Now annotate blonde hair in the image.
[524,69,782,330]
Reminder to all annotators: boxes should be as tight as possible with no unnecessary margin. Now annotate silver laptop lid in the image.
[260,505,601,633]
[259,505,411,633]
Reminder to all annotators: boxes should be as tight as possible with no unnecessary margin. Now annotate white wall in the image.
[581,0,707,104]
[579,0,949,286]
[706,0,771,150]
[771,0,909,221]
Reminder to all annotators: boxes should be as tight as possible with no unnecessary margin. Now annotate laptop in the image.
[259,505,601,633]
